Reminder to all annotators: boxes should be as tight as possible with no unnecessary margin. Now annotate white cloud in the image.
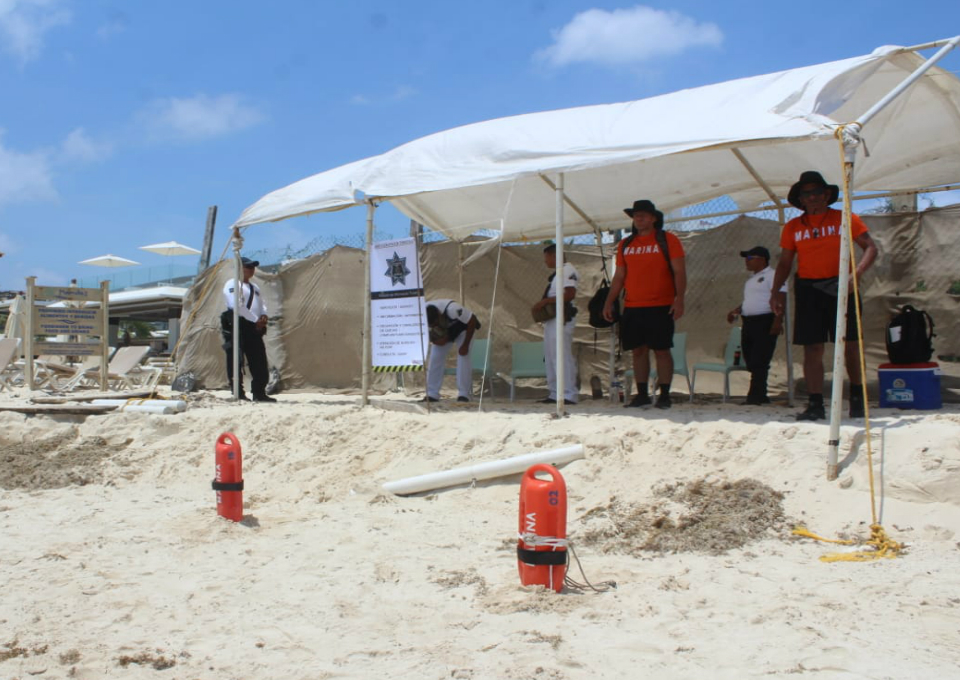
[138,93,266,142]
[535,5,723,68]
[350,86,417,106]
[0,0,70,65]
[392,85,417,101]
[0,130,57,208]
[59,127,112,163]
[96,9,127,40]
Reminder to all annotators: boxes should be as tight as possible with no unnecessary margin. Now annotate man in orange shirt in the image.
[602,199,686,409]
[770,171,878,421]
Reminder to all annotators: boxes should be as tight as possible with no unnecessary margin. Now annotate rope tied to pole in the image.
[792,524,904,562]
[792,125,903,562]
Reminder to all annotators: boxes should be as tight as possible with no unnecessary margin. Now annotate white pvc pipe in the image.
[383,444,584,495]
[91,399,187,414]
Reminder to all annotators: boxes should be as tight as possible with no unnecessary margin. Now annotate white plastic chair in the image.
[690,326,749,403]
[625,332,692,401]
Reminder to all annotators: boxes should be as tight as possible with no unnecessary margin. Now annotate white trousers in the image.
[426,332,471,400]
[544,318,577,402]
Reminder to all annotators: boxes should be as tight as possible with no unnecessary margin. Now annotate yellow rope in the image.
[791,126,903,562]
[793,524,904,562]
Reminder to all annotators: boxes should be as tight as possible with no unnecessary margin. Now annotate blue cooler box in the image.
[878,362,942,409]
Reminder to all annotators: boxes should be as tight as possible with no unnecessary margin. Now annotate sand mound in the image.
[577,478,791,555]
[0,428,134,490]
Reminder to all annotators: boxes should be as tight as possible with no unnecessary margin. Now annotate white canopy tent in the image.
[230,38,960,473]
[235,40,960,239]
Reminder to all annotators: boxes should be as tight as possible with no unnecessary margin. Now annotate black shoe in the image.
[563,399,576,405]
[849,401,865,418]
[796,403,826,421]
[538,397,556,404]
[422,396,440,403]
[655,393,672,409]
[253,394,277,403]
[743,395,770,405]
[457,396,469,403]
[625,393,651,408]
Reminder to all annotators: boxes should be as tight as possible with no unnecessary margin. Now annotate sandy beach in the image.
[1,387,959,680]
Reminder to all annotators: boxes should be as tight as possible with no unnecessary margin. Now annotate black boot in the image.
[744,372,770,405]
[655,383,672,410]
[796,394,825,421]
[625,384,651,407]
[849,387,865,418]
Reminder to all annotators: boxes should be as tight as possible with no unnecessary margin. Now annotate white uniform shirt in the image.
[223,278,268,323]
[741,266,786,317]
[547,262,579,299]
[427,299,474,325]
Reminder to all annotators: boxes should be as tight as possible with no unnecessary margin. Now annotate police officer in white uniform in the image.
[726,246,785,404]
[221,257,275,402]
[532,243,579,404]
[424,299,479,402]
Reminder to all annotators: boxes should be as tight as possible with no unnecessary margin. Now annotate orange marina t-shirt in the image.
[615,230,684,308]
[780,208,868,279]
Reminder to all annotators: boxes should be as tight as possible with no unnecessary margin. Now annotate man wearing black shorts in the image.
[602,199,686,409]
[770,171,878,421]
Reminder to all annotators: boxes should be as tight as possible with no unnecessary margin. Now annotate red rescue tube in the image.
[213,432,244,522]
[517,463,567,592]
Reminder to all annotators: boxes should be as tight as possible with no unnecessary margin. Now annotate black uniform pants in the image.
[741,313,778,396]
[221,312,269,396]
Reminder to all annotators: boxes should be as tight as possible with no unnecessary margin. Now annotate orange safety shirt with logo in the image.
[615,231,684,308]
[780,208,868,279]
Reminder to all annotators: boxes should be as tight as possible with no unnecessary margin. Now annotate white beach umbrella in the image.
[78,254,141,267]
[138,241,201,256]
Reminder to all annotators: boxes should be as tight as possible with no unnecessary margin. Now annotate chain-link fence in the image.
[229,192,959,400]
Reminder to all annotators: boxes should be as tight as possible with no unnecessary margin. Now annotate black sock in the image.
[658,383,671,396]
[809,393,824,406]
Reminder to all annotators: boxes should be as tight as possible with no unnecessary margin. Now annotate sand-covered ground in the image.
[1,387,959,679]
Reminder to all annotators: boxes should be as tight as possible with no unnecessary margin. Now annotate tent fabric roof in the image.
[234,42,960,241]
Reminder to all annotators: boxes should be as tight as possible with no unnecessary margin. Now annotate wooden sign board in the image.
[33,307,104,336]
[34,286,101,302]
[33,341,103,356]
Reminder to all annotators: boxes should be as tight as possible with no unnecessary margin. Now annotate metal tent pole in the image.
[231,228,243,401]
[362,201,375,407]
[555,173,566,417]
[730,148,794,405]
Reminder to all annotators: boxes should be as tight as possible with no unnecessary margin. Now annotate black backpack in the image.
[588,226,675,330]
[588,277,619,328]
[886,305,935,364]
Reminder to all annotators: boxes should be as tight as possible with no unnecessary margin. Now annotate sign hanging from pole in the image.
[369,237,427,372]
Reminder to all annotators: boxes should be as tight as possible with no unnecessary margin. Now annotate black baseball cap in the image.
[241,257,260,268]
[739,246,770,261]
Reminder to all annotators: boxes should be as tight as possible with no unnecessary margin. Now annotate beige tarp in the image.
[178,206,960,400]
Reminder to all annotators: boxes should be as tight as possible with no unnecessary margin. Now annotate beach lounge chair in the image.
[61,346,160,391]
[505,341,546,402]
[0,338,22,391]
[691,326,748,403]
[624,331,693,402]
[33,355,84,390]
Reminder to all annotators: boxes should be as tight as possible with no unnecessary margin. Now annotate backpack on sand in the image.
[886,305,935,364]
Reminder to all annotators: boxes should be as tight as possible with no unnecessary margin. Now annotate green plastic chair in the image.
[444,337,492,395]
[691,326,748,402]
[507,341,546,401]
[625,332,692,401]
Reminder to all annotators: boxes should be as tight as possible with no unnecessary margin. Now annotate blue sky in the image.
[1,0,958,290]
